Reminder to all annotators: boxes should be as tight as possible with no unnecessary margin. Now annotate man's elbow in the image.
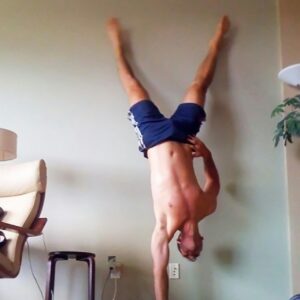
[205,178,220,197]
[215,181,221,196]
[210,199,217,214]
[206,196,218,215]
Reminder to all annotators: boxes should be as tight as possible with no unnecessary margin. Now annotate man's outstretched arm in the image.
[188,136,220,213]
[151,224,170,300]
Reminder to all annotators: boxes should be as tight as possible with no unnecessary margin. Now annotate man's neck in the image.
[181,220,199,236]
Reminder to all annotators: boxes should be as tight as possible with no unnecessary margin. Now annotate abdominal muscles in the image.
[148,141,203,225]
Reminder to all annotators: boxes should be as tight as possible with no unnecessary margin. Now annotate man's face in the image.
[177,233,203,262]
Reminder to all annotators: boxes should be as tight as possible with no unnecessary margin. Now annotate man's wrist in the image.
[203,150,212,161]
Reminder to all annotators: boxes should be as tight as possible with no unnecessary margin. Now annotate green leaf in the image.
[284,96,300,109]
[287,132,293,144]
[274,135,280,147]
[272,94,300,146]
[295,122,300,136]
[276,119,285,129]
[271,107,284,118]
[271,104,285,118]
[273,126,284,147]
[273,133,281,147]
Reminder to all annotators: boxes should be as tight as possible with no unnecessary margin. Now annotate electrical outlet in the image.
[108,256,116,270]
[168,263,180,279]
[108,256,122,279]
[110,262,122,279]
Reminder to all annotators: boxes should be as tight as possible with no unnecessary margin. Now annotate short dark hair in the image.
[176,233,203,261]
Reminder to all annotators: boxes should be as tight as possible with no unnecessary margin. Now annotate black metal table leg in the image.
[45,251,96,300]
[78,255,96,300]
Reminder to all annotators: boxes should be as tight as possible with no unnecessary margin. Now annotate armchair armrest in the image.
[0,218,47,237]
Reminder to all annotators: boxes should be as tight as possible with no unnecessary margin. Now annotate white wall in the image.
[279,0,300,295]
[0,1,290,299]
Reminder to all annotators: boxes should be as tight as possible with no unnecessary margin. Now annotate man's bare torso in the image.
[148,141,210,239]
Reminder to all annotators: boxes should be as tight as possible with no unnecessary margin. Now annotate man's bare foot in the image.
[210,16,230,49]
[217,16,230,36]
[106,18,123,56]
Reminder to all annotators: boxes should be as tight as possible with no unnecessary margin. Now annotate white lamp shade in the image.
[278,64,300,87]
[0,128,17,161]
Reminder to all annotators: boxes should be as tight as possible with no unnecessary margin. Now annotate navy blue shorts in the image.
[128,99,206,157]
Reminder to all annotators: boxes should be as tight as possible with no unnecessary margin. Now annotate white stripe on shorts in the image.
[128,111,146,151]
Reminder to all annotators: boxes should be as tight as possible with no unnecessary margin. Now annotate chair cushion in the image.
[0,160,46,197]
[0,191,41,277]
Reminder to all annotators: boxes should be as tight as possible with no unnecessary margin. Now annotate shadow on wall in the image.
[195,25,244,299]
[48,163,148,198]
[208,25,241,200]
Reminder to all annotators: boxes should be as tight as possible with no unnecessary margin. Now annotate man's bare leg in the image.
[183,16,230,107]
[107,18,150,106]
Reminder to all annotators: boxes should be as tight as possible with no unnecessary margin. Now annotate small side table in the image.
[45,251,96,300]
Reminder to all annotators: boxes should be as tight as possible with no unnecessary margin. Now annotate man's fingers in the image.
[187,136,206,158]
[188,136,203,145]
[187,136,196,144]
[188,143,198,157]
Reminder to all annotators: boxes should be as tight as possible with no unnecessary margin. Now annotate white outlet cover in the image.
[168,263,180,279]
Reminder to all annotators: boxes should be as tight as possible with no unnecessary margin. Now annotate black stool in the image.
[45,251,96,300]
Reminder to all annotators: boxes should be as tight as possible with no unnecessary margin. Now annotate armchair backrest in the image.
[0,160,46,197]
[0,160,47,278]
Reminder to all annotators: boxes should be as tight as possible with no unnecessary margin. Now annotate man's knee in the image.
[185,82,206,98]
[127,81,149,100]
[188,81,206,93]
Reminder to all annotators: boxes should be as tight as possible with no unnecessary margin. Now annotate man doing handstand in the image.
[107,16,230,300]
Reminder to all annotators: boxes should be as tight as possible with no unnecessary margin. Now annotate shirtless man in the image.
[107,16,229,300]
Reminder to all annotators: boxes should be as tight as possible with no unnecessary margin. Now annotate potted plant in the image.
[271,94,300,146]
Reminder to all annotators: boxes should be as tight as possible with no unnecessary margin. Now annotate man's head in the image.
[177,231,203,262]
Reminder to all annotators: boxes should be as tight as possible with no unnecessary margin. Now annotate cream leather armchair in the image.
[0,160,47,278]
